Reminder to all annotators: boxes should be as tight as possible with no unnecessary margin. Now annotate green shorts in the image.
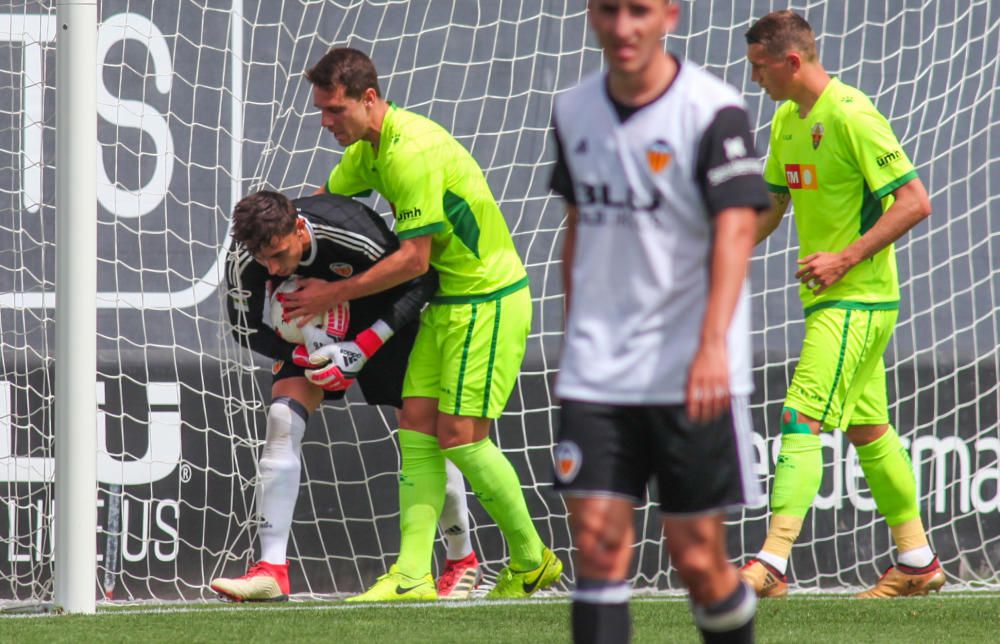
[402,285,531,419]
[785,306,897,430]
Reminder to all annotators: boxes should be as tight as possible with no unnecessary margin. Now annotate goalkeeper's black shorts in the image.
[552,396,762,514]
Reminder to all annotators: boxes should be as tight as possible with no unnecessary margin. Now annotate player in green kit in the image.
[741,11,944,598]
[282,47,561,601]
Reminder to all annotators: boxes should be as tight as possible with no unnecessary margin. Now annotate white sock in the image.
[258,397,307,564]
[756,551,788,575]
[439,458,473,561]
[897,545,934,568]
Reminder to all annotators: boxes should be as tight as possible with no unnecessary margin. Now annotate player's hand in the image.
[307,340,369,380]
[305,363,356,392]
[292,345,313,369]
[795,251,853,295]
[686,340,730,423]
[303,324,388,388]
[305,341,365,391]
[291,322,344,368]
[281,277,346,325]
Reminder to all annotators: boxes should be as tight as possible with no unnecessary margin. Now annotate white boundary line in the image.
[3,590,1000,619]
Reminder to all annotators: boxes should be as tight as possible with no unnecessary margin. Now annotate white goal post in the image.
[53,0,98,615]
[1,1,997,606]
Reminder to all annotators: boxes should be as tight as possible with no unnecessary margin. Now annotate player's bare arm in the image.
[755,191,790,245]
[283,234,432,320]
[686,206,757,423]
[795,177,931,294]
[560,205,578,318]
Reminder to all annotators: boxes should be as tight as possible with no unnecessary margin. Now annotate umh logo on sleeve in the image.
[785,164,819,190]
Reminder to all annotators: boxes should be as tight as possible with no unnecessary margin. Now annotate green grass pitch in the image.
[3,594,998,643]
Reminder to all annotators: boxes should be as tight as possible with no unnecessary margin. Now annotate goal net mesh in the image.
[0,0,997,602]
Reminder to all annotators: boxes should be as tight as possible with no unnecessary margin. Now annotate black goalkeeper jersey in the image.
[225,193,437,363]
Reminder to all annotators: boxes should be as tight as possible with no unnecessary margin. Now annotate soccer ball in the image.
[269,276,350,346]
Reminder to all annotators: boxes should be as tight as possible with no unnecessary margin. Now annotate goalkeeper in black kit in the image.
[212,190,481,601]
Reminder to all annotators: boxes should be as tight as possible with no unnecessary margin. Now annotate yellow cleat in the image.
[346,565,437,603]
[856,557,946,598]
[740,559,789,598]
[486,547,563,599]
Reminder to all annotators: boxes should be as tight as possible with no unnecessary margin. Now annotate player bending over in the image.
[211,190,481,601]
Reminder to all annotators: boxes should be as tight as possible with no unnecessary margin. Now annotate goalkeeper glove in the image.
[305,320,394,390]
[292,323,341,369]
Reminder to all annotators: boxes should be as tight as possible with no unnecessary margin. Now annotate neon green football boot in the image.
[346,565,437,603]
[486,547,563,599]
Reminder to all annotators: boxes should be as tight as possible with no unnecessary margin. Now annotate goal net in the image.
[1,0,997,603]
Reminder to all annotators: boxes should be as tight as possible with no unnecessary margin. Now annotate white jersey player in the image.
[549,2,769,642]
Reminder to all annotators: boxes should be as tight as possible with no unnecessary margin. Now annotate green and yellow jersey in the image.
[326,104,528,303]
[763,78,919,315]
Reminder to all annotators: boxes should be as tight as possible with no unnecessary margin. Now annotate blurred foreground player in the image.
[551,1,769,641]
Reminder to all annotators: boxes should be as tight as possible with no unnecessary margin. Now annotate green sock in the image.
[395,429,445,579]
[770,428,823,519]
[444,438,543,570]
[856,426,919,526]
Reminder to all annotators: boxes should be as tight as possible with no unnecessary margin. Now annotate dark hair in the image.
[231,190,297,254]
[305,47,381,99]
[745,10,818,61]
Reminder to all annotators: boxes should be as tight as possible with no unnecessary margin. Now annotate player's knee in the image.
[258,453,299,477]
[670,545,721,592]
[573,518,630,575]
[264,416,291,444]
[398,398,437,433]
[780,406,820,435]
[436,415,487,450]
[846,423,889,447]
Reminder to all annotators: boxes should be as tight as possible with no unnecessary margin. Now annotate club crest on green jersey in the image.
[811,122,824,149]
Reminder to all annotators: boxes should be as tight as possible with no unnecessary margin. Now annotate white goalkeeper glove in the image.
[304,341,364,391]
[305,320,394,391]
[291,324,340,369]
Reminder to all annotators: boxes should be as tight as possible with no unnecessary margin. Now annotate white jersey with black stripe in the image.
[552,61,768,405]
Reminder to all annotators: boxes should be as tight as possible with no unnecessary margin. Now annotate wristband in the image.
[354,319,395,357]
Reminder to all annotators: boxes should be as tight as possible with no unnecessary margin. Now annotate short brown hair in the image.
[745,10,818,61]
[305,47,381,99]
[231,190,297,254]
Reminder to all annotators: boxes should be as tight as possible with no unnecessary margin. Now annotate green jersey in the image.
[326,104,528,303]
[763,78,918,314]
